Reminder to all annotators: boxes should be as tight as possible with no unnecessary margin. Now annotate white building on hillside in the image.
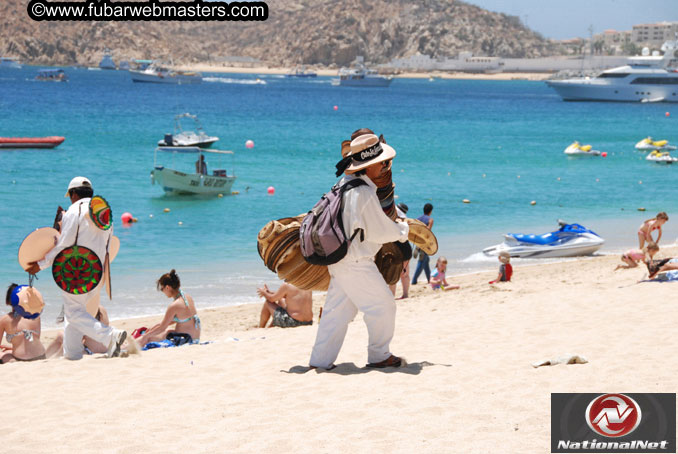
[632,22,678,47]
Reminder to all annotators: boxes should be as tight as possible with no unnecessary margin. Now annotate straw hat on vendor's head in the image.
[343,134,396,175]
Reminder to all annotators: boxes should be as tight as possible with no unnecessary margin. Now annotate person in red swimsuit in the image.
[490,251,512,284]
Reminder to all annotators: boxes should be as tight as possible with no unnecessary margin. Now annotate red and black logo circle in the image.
[585,394,642,438]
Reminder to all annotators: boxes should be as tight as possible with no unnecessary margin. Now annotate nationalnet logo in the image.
[586,394,641,438]
[551,393,675,453]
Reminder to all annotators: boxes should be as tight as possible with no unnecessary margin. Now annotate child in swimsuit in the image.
[430,257,460,291]
[136,270,201,348]
[615,242,659,271]
[638,212,668,249]
[489,252,513,284]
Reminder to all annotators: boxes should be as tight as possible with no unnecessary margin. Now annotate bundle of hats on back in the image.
[257,215,330,291]
[256,129,438,290]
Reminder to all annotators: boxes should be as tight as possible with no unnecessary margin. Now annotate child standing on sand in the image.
[430,257,460,290]
[489,251,512,284]
[615,242,659,271]
[638,212,669,249]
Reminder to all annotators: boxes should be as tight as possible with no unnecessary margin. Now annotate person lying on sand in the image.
[257,283,313,328]
[647,258,678,279]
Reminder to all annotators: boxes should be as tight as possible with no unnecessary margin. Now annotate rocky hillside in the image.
[1,0,559,67]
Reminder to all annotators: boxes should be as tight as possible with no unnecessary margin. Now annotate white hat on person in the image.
[65,176,92,197]
[344,134,396,174]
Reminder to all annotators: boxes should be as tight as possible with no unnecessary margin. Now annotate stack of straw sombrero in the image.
[257,215,330,291]
[257,214,438,290]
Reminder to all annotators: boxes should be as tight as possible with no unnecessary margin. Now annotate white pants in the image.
[309,259,396,368]
[62,288,114,360]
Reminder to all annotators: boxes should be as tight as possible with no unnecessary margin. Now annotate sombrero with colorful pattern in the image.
[89,195,112,230]
[52,245,103,294]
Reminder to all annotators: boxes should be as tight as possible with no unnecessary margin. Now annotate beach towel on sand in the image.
[143,333,199,350]
[532,354,588,368]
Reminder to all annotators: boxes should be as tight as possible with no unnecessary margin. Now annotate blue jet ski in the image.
[483,221,604,258]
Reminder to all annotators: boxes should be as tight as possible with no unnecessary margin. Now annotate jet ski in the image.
[635,137,677,151]
[646,150,678,164]
[564,141,601,156]
[483,221,604,258]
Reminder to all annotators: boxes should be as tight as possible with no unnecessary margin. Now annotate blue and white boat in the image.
[483,221,604,258]
[331,63,392,87]
[286,66,318,78]
[36,69,67,82]
[130,62,202,84]
[0,57,22,69]
[99,49,116,70]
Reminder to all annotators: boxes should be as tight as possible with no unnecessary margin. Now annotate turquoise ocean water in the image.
[1,67,677,326]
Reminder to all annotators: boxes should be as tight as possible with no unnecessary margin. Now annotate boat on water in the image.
[36,69,67,82]
[0,136,65,149]
[0,57,22,69]
[286,66,318,78]
[331,63,392,87]
[635,137,677,151]
[646,150,678,164]
[483,221,604,258]
[157,113,219,148]
[130,62,202,84]
[564,141,601,156]
[546,39,678,102]
[99,49,116,70]
[151,146,236,195]
[119,60,130,71]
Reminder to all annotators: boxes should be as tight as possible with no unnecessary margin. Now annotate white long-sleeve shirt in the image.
[339,174,409,261]
[38,198,112,270]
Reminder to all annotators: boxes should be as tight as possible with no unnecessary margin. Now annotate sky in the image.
[462,0,678,40]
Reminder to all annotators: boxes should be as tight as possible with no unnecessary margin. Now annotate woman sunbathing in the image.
[647,258,678,279]
[0,284,47,363]
[136,270,201,348]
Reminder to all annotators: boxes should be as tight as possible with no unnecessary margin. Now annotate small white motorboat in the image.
[157,113,219,148]
[483,221,605,258]
[635,137,677,151]
[564,141,601,156]
[646,150,678,164]
[151,146,236,196]
[130,62,202,84]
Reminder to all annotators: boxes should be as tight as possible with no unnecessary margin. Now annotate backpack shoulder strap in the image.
[340,178,368,243]
[341,178,367,191]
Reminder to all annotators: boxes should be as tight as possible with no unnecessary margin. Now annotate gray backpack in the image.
[300,178,367,265]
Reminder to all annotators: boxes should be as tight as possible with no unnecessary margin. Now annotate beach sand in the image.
[177,63,552,81]
[5,247,677,453]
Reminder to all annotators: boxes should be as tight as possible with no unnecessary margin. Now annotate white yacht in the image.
[331,58,392,87]
[546,39,678,102]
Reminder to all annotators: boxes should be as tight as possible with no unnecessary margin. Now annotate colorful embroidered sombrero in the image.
[89,195,112,230]
[52,245,103,294]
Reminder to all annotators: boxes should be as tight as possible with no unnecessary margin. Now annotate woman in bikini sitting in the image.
[0,284,48,363]
[638,212,669,249]
[136,270,201,348]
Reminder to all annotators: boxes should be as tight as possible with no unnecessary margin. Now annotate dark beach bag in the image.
[299,178,367,265]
